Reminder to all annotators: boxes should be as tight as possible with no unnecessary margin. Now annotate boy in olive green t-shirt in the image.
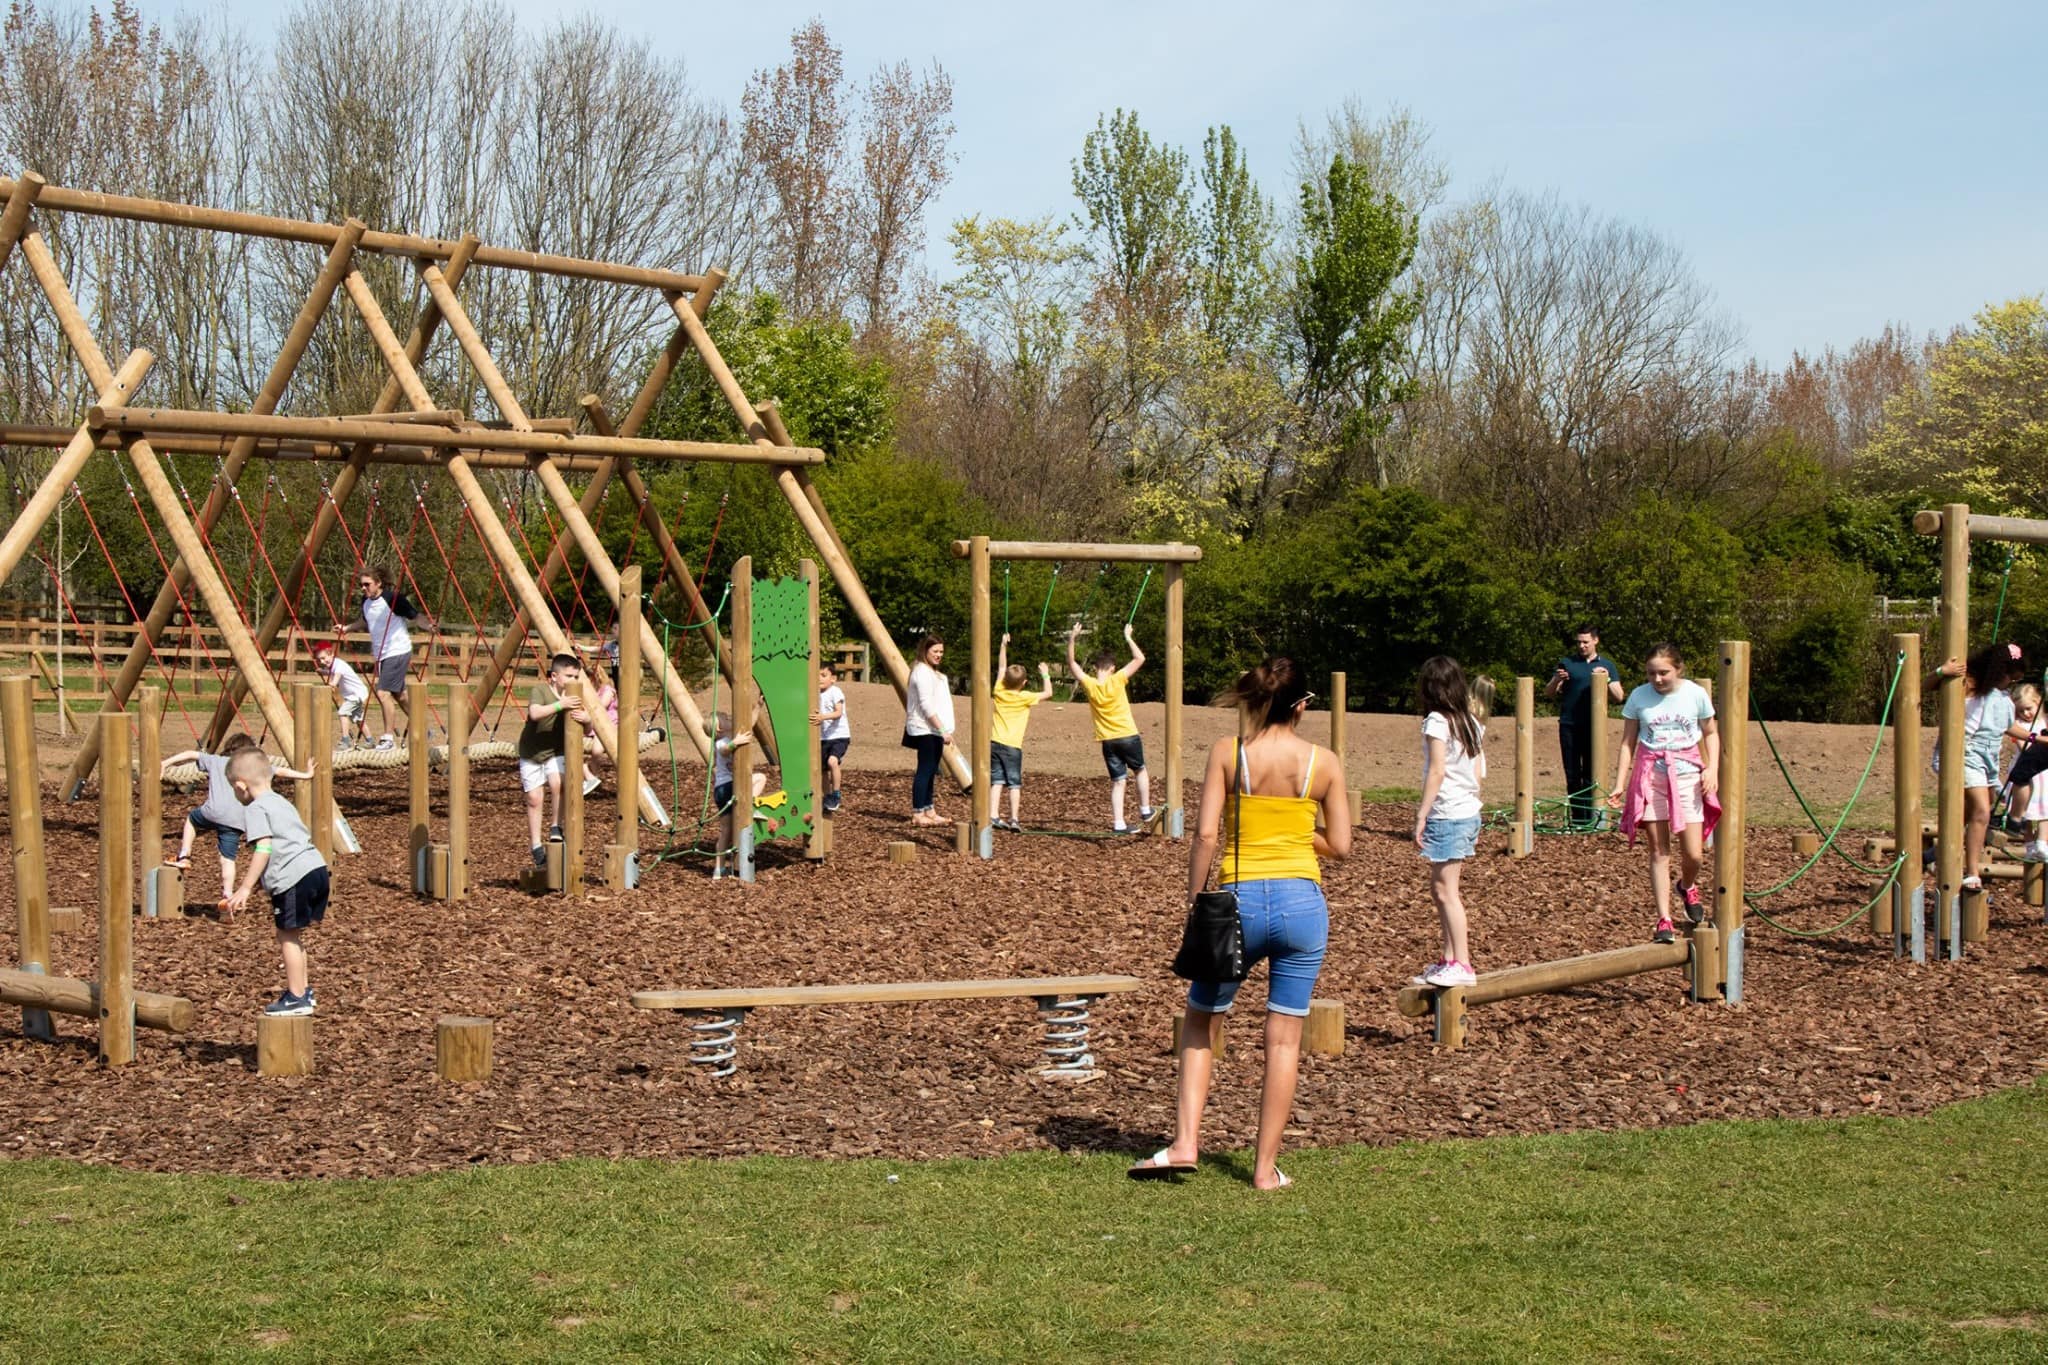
[1067,621,1152,834]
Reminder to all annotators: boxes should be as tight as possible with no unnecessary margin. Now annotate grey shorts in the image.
[375,654,410,695]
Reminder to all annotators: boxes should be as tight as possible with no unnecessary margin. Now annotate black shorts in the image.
[821,737,850,767]
[714,780,735,811]
[271,866,329,931]
[1101,735,1146,779]
[991,741,1024,787]
[2008,743,2048,788]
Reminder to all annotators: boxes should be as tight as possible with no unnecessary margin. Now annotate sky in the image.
[199,0,2046,365]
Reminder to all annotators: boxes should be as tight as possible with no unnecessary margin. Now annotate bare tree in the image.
[740,19,851,319]
[850,57,954,336]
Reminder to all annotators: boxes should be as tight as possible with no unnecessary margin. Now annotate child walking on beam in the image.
[1607,642,1720,943]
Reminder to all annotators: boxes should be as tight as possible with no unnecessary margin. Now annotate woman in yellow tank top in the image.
[1128,657,1352,1191]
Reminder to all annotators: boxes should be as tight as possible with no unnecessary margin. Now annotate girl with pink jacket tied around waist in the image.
[1605,641,1721,945]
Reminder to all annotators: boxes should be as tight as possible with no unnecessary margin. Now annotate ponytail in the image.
[1221,656,1311,731]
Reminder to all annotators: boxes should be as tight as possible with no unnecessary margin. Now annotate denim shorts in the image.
[990,741,1023,787]
[1101,735,1146,779]
[1419,813,1481,864]
[188,810,242,859]
[1964,747,1999,789]
[1186,877,1328,1017]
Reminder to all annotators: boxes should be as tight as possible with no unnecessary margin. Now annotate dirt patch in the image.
[3,747,2045,1180]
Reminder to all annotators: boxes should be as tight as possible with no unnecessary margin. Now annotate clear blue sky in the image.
[204,0,2046,364]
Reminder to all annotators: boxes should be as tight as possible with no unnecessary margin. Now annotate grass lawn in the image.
[2,1085,2044,1363]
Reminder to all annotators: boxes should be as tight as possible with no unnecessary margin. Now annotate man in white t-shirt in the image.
[337,563,433,750]
[813,663,851,814]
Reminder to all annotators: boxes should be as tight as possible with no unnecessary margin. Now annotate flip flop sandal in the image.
[1258,1169,1293,1192]
[166,855,190,869]
[1126,1149,1197,1180]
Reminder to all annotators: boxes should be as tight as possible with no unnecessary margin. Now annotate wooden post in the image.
[1689,923,1723,1003]
[448,684,469,900]
[1791,831,1820,858]
[1936,503,1968,953]
[969,536,992,859]
[257,1015,313,1076]
[2025,861,2045,910]
[1510,676,1535,858]
[731,555,755,882]
[562,701,584,900]
[1962,885,1989,943]
[1588,667,1611,829]
[0,170,44,272]
[99,711,134,1066]
[886,840,918,864]
[1,676,54,1040]
[1434,987,1468,1049]
[1165,562,1185,837]
[1713,641,1750,1000]
[1303,998,1345,1057]
[1884,633,1919,939]
[136,685,163,900]
[408,687,431,895]
[435,1016,493,1082]
[803,559,827,862]
[607,564,642,891]
[63,223,365,797]
[309,686,334,863]
[1327,671,1346,771]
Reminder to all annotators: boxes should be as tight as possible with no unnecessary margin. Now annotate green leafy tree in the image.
[1070,109,1192,316]
[1283,154,1419,501]
[1551,496,1743,673]
[1193,125,1276,348]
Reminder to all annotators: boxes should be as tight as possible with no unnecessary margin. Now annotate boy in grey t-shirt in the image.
[225,748,330,1017]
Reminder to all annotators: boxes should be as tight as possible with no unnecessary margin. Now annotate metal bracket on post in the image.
[737,825,756,884]
[1946,895,1962,961]
[1169,806,1185,838]
[20,963,54,1042]
[1910,886,1927,963]
[1722,926,1745,1005]
[624,850,641,890]
[977,825,993,859]
[335,812,361,855]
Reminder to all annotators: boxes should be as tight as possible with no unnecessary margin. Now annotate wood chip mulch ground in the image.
[4,764,2045,1179]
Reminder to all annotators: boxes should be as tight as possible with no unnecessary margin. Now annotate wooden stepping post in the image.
[1791,831,1820,858]
[1961,885,1989,943]
[435,1015,493,1082]
[886,840,918,864]
[954,821,972,856]
[146,864,184,919]
[1303,998,1345,1057]
[48,906,83,934]
[257,1014,314,1076]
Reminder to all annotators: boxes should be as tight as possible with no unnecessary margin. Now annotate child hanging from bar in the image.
[989,633,1053,832]
[518,653,590,869]
[1606,642,1721,944]
[814,662,850,814]
[1068,620,1152,834]
[310,639,370,749]
[163,733,317,920]
[337,562,434,751]
[224,746,329,1017]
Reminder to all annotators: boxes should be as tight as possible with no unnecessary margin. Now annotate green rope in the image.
[1747,855,1906,938]
[1125,567,1153,626]
[1001,564,1011,637]
[1037,566,1060,635]
[1746,649,1906,896]
[1991,546,2017,640]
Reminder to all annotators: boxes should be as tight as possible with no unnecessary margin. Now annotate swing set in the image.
[951,537,1201,859]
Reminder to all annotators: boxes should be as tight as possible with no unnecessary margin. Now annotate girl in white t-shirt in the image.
[1608,642,1720,944]
[1414,656,1488,988]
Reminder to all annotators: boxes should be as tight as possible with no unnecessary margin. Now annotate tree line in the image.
[1,3,2043,722]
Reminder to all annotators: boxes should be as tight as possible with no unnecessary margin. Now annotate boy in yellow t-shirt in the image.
[989,633,1054,832]
[1067,621,1152,834]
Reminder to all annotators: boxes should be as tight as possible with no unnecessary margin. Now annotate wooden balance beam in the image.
[0,968,193,1033]
[1396,929,1717,1049]
[632,974,1144,1079]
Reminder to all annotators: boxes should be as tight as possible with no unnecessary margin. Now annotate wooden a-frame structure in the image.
[0,171,974,826]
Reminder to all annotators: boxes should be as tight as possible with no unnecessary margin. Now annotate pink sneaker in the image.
[1679,882,1705,925]
[1653,917,1677,944]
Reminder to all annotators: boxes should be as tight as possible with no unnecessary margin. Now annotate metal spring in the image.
[1036,995,1098,1077]
[689,1008,744,1078]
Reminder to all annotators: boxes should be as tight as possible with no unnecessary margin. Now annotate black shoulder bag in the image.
[1172,740,1249,982]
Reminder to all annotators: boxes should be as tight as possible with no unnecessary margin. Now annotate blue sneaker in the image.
[263,990,314,1018]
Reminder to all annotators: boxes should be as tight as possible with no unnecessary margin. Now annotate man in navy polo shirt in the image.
[1544,624,1624,830]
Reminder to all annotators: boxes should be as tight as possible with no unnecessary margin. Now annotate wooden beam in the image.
[0,170,43,272]
[0,175,712,294]
[448,689,469,900]
[136,685,164,895]
[949,539,1204,564]
[1395,939,1690,1018]
[65,221,367,799]
[1937,503,1968,951]
[0,421,607,470]
[608,565,641,890]
[1510,676,1535,858]
[969,535,992,858]
[1913,508,2048,548]
[0,969,192,1032]
[1886,633,1919,940]
[88,405,823,465]
[1164,562,1185,836]
[0,348,154,590]
[1713,641,1750,979]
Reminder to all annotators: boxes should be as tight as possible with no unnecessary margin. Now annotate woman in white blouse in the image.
[904,634,955,826]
